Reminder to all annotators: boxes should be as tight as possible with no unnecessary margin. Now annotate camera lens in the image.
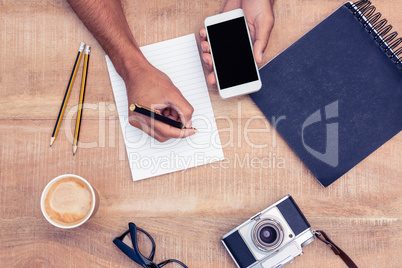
[252,219,284,251]
[259,226,277,244]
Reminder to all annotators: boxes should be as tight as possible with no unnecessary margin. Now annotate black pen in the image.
[129,104,197,131]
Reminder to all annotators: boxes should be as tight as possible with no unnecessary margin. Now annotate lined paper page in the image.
[106,34,224,181]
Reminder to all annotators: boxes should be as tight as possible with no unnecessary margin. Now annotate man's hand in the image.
[199,0,275,85]
[67,0,194,142]
[125,64,195,142]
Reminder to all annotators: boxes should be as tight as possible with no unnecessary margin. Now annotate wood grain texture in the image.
[0,0,401,267]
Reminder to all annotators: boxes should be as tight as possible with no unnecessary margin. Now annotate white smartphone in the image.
[204,9,262,99]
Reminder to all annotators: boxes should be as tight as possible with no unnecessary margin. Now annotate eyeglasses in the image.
[113,222,188,268]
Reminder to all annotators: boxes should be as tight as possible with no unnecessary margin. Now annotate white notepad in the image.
[106,34,224,181]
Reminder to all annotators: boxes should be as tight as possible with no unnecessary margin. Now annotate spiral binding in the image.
[349,0,402,70]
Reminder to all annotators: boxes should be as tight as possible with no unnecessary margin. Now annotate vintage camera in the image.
[222,195,315,268]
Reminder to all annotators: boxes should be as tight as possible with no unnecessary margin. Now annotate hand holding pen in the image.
[125,65,196,142]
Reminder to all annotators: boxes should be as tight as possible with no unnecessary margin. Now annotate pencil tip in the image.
[73,152,75,156]
[50,137,55,147]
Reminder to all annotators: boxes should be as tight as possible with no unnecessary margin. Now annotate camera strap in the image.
[314,230,358,268]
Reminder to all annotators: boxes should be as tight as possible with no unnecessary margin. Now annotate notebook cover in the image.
[250,2,402,187]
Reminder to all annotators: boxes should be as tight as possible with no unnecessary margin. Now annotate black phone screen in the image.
[207,17,258,90]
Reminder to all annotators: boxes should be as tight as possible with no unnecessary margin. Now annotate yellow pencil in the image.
[73,45,90,156]
[50,42,85,147]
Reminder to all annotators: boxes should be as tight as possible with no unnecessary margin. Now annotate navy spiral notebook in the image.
[250,1,402,187]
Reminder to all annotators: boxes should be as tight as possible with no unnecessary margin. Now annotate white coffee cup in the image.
[40,174,99,229]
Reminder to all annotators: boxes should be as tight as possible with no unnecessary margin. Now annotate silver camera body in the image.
[222,195,315,268]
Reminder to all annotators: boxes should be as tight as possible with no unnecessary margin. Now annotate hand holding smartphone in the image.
[204,9,262,99]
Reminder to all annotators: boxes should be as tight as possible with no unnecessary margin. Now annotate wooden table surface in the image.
[0,0,401,267]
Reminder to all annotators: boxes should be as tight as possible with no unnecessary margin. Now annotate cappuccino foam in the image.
[44,177,93,226]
